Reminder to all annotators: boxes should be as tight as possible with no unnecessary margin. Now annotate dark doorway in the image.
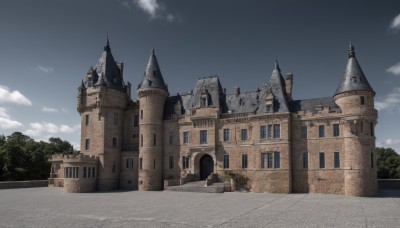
[200,154,214,180]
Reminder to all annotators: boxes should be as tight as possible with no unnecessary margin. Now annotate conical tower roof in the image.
[138,48,168,91]
[334,43,375,97]
[268,60,289,112]
[94,38,125,92]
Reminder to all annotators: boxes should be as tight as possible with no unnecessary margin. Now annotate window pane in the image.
[241,129,248,140]
[267,125,272,138]
[260,125,266,139]
[334,152,340,168]
[274,152,280,168]
[169,156,174,169]
[273,124,280,138]
[301,126,307,139]
[267,153,273,168]
[333,124,340,137]
[223,154,229,169]
[319,125,325,138]
[169,131,174,145]
[242,154,248,169]
[261,153,266,169]
[223,129,230,142]
[303,152,308,169]
[319,152,325,168]
[200,130,207,144]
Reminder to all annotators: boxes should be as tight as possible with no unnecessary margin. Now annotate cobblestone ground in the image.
[0,187,399,228]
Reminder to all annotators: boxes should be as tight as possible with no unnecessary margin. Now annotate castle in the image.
[48,40,378,197]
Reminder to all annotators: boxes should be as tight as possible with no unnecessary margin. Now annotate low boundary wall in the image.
[378,179,400,189]
[0,180,48,189]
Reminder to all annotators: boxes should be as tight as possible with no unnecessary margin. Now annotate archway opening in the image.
[200,154,214,180]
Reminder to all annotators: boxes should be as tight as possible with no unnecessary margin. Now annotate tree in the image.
[376,147,400,179]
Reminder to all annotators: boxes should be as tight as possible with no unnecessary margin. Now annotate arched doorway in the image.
[200,154,214,180]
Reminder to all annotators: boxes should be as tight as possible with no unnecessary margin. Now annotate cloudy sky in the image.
[1,0,400,152]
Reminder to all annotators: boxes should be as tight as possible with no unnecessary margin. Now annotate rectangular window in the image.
[87,167,91,178]
[140,110,143,119]
[319,125,325,138]
[85,139,90,150]
[267,125,273,138]
[85,114,90,126]
[361,122,363,133]
[183,132,189,144]
[274,152,280,168]
[241,129,248,140]
[334,152,340,168]
[139,158,143,170]
[242,154,248,169]
[223,154,229,169]
[113,113,118,125]
[319,152,325,168]
[112,162,116,173]
[223,129,230,142]
[112,137,117,147]
[266,104,272,113]
[200,130,208,144]
[140,134,143,147]
[169,131,174,145]
[267,152,273,168]
[371,152,374,168]
[169,156,174,169]
[333,124,340,137]
[83,167,87,178]
[200,97,207,107]
[370,122,374,137]
[126,158,134,169]
[301,126,307,139]
[182,156,189,169]
[153,159,156,170]
[153,134,157,146]
[360,96,365,105]
[303,152,308,169]
[260,125,267,139]
[134,115,139,127]
[273,124,280,138]
[261,153,267,169]
[92,167,95,178]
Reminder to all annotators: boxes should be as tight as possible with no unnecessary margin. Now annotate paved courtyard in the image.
[0,187,399,228]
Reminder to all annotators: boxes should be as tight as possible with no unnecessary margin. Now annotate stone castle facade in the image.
[48,40,378,196]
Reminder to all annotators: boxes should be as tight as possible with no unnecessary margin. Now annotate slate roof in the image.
[94,39,125,92]
[291,97,339,112]
[138,49,168,91]
[334,43,375,96]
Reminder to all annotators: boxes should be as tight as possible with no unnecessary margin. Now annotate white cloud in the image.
[375,87,400,112]
[0,107,23,130]
[166,14,175,22]
[386,62,400,76]
[61,108,68,113]
[134,0,159,18]
[35,65,54,73]
[24,122,80,138]
[42,106,59,113]
[390,13,400,31]
[0,85,32,106]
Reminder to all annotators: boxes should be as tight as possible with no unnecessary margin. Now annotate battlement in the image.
[50,153,98,163]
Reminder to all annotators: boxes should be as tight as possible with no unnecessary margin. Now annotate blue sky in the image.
[0,0,400,153]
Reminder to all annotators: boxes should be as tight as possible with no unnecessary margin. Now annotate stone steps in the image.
[165,181,225,193]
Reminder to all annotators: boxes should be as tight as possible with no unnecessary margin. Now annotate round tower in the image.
[137,49,169,191]
[333,43,377,197]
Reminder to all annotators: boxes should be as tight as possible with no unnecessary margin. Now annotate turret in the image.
[137,48,169,191]
[333,43,377,196]
[78,38,129,191]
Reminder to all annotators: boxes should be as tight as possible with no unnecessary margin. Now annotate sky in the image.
[0,0,400,153]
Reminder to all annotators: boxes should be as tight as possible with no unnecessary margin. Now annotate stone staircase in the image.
[165,180,225,193]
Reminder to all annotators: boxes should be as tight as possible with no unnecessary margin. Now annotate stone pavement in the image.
[0,187,399,228]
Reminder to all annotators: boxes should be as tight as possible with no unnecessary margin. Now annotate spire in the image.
[349,42,355,58]
[104,35,111,51]
[137,48,168,91]
[334,44,375,97]
[79,80,86,89]
[274,59,281,72]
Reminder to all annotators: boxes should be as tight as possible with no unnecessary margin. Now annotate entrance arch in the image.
[200,154,214,180]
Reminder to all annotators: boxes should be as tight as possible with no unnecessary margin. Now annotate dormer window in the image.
[200,97,207,107]
[266,104,272,113]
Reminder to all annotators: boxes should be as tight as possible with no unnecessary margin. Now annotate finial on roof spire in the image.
[274,59,281,71]
[151,44,155,53]
[349,42,355,58]
[104,35,111,51]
